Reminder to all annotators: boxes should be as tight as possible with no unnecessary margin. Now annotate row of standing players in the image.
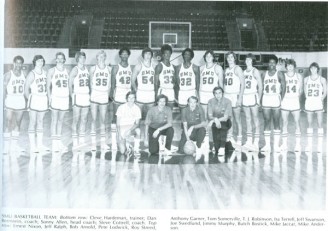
[3,45,327,158]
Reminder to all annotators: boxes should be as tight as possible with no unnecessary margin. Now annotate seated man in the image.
[116,91,141,156]
[178,96,206,157]
[207,87,233,158]
[145,94,174,155]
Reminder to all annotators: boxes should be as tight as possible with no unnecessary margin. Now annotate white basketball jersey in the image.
[73,66,90,94]
[6,70,25,96]
[179,64,196,91]
[51,67,69,97]
[92,65,111,92]
[224,66,241,94]
[263,71,281,95]
[306,76,323,99]
[200,64,219,92]
[243,67,258,94]
[31,70,47,95]
[137,62,155,91]
[116,64,132,89]
[159,62,175,89]
[284,72,301,98]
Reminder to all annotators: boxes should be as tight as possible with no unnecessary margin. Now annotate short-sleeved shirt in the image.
[181,105,205,128]
[116,103,141,126]
[145,106,172,129]
[207,97,232,119]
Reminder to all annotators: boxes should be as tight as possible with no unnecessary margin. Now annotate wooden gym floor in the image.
[1,108,327,210]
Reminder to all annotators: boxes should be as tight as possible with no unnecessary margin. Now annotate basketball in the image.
[183,140,196,155]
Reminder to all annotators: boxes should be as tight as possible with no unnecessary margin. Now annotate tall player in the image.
[89,50,111,152]
[132,48,156,120]
[69,51,90,151]
[199,50,223,151]
[110,48,132,112]
[242,53,263,152]
[3,56,26,154]
[176,48,200,110]
[155,44,176,109]
[224,51,245,148]
[24,55,49,153]
[261,56,285,153]
[304,62,327,153]
[46,52,69,153]
[280,59,303,152]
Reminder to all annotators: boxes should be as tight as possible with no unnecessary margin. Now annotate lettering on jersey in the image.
[163,69,174,75]
[119,70,132,76]
[244,74,253,80]
[264,79,277,84]
[142,70,155,75]
[54,74,67,79]
[287,79,298,84]
[11,79,24,85]
[36,78,46,84]
[225,72,234,77]
[180,71,192,77]
[202,71,214,76]
[308,83,320,88]
[96,72,109,77]
[78,73,89,78]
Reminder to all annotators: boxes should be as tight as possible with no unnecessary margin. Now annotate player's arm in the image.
[46,67,54,100]
[298,74,303,97]
[193,64,200,91]
[131,63,142,92]
[174,65,181,100]
[254,68,263,103]
[321,77,327,100]
[68,66,78,97]
[89,65,96,92]
[303,77,308,97]
[107,66,112,95]
[110,65,118,99]
[24,71,35,100]
[144,108,153,147]
[154,63,163,96]
[3,72,10,100]
[235,66,245,106]
[278,71,286,99]
[215,64,224,87]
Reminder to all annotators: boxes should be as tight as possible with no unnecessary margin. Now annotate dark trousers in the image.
[178,127,206,153]
[212,120,232,153]
[148,127,174,154]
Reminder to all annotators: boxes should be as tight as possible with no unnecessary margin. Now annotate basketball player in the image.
[132,47,156,118]
[280,59,303,152]
[176,48,200,109]
[145,94,174,155]
[155,44,176,109]
[199,50,223,151]
[69,51,90,151]
[304,62,327,153]
[46,52,69,153]
[3,56,26,154]
[24,55,49,153]
[242,53,263,152]
[178,96,206,157]
[110,48,132,112]
[89,50,111,152]
[116,91,141,156]
[261,56,285,153]
[224,51,245,148]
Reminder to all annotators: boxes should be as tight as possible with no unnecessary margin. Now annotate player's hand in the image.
[236,99,242,107]
[144,139,149,148]
[153,129,160,138]
[123,130,131,139]
[187,126,194,138]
